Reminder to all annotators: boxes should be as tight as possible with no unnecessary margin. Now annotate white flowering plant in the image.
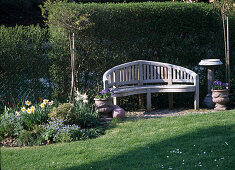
[75,90,88,104]
[71,89,99,128]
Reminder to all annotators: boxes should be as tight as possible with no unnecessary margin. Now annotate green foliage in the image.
[41,118,103,143]
[49,103,75,123]
[73,101,99,128]
[42,118,80,143]
[0,113,23,139]
[49,100,99,128]
[0,25,53,104]
[16,125,46,146]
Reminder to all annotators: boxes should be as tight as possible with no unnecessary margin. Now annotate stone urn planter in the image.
[94,98,114,116]
[212,89,229,110]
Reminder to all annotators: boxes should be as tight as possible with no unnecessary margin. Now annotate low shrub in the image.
[49,91,99,128]
[41,118,103,143]
[0,113,23,139]
[16,125,46,146]
[49,103,75,124]
[41,118,81,143]
[48,101,99,128]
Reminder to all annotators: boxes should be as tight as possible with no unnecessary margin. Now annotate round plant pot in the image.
[212,89,229,110]
[94,98,114,115]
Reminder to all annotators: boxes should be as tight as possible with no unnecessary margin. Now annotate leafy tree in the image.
[214,0,234,87]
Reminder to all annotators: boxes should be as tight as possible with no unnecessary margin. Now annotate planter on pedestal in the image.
[212,89,229,110]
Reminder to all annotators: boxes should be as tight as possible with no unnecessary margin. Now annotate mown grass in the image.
[1,110,235,170]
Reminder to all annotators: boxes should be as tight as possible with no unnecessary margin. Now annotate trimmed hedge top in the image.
[47,2,221,35]
[46,2,223,67]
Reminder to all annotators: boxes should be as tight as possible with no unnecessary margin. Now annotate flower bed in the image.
[0,91,103,147]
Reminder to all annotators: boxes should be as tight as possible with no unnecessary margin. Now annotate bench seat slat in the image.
[111,85,196,97]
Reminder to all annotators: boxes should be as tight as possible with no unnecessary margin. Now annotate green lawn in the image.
[1,110,235,170]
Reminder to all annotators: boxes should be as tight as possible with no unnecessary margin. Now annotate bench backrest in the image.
[103,60,198,89]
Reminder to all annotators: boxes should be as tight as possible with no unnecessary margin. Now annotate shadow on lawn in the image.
[61,124,235,170]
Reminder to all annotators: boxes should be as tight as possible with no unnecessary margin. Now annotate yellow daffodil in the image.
[26,108,31,114]
[43,99,49,104]
[25,100,31,106]
[49,101,54,105]
[30,109,34,113]
[40,103,45,108]
[21,107,26,112]
[30,106,36,110]
[16,111,20,116]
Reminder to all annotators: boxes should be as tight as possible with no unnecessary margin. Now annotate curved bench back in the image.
[103,60,198,89]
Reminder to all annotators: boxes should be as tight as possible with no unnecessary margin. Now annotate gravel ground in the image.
[125,108,219,120]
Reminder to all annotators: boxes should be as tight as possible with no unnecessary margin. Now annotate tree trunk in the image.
[226,16,230,90]
[222,13,230,90]
[69,32,76,103]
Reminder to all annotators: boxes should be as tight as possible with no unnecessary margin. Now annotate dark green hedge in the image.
[45,2,231,99]
[0,25,53,103]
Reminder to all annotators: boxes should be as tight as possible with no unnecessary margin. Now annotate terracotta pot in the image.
[94,98,114,114]
[212,89,229,110]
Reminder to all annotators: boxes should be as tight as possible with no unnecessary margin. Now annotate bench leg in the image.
[147,89,151,112]
[168,93,173,109]
[113,97,118,105]
[194,91,199,110]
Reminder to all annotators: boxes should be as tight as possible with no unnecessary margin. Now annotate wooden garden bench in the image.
[103,60,199,111]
